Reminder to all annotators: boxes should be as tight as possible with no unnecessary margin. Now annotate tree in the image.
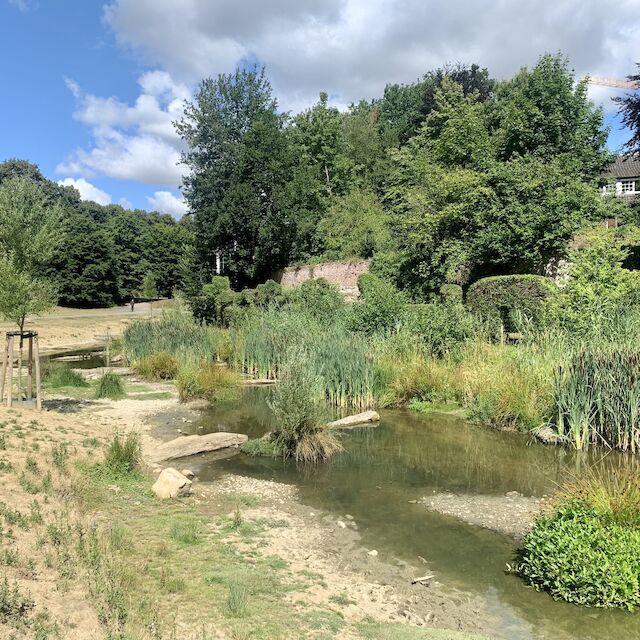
[143,272,158,317]
[317,189,391,259]
[491,53,610,178]
[176,67,295,287]
[613,63,640,153]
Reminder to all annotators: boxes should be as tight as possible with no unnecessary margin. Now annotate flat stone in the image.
[328,411,380,429]
[181,468,195,479]
[148,432,248,463]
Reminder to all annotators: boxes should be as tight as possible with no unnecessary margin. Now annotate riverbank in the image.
[0,374,494,639]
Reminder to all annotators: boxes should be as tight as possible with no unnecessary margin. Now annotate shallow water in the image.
[178,388,640,640]
[44,348,107,369]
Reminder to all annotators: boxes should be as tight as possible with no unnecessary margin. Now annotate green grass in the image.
[95,372,126,400]
[358,622,488,640]
[104,431,141,475]
[44,364,89,389]
[169,519,202,545]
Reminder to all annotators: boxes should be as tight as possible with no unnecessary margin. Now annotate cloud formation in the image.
[147,190,188,217]
[57,71,188,186]
[103,0,640,110]
[58,177,112,205]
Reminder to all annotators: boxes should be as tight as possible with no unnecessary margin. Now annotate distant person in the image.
[130,298,135,312]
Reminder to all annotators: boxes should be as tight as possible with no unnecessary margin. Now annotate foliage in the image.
[347,274,407,335]
[175,363,240,403]
[104,431,141,475]
[517,473,640,610]
[317,189,391,259]
[95,372,126,400]
[551,227,640,333]
[0,257,57,331]
[466,274,557,332]
[288,278,345,321]
[44,364,88,388]
[142,271,158,300]
[269,349,342,463]
[407,302,475,356]
[613,63,640,154]
[553,348,640,451]
[133,352,178,381]
[241,437,283,458]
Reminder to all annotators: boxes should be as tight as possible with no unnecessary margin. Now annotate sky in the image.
[0,0,638,218]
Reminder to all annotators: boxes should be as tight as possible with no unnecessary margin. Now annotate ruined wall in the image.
[277,259,370,300]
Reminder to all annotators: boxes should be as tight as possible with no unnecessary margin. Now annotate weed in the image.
[159,568,186,594]
[44,364,89,389]
[134,352,178,381]
[104,431,141,475]
[226,574,249,618]
[95,372,126,400]
[0,576,34,624]
[0,434,6,450]
[52,442,69,470]
[170,519,202,545]
[329,593,356,606]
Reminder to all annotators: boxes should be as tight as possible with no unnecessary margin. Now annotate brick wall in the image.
[276,259,370,300]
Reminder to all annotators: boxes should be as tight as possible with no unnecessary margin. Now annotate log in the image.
[148,432,248,463]
[328,410,380,429]
[411,574,435,584]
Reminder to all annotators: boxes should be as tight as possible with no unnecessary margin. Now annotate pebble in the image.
[337,520,347,529]
[368,549,378,557]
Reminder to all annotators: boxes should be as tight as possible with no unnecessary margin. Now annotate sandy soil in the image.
[0,303,158,354]
[0,370,499,639]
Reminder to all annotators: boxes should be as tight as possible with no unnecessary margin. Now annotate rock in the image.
[337,520,347,528]
[152,468,192,499]
[181,468,195,479]
[368,549,378,557]
[534,425,564,445]
[148,432,248,463]
[328,410,380,429]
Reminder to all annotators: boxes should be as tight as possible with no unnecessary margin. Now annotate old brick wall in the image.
[276,259,370,300]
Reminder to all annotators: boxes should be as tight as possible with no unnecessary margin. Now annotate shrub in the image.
[176,363,240,403]
[466,274,557,332]
[133,352,178,381]
[289,278,345,320]
[241,437,282,457]
[44,364,88,388]
[407,302,474,356]
[347,274,408,335]
[517,502,640,609]
[104,431,141,475]
[254,279,285,308]
[190,275,240,326]
[95,372,126,400]
[269,349,342,463]
[439,283,463,304]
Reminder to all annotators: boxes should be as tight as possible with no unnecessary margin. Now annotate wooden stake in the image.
[6,336,13,408]
[34,335,41,411]
[27,336,33,401]
[0,336,7,404]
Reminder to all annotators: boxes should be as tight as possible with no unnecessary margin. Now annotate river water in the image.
[170,388,640,639]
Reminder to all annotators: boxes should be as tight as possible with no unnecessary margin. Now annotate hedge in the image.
[466,274,557,330]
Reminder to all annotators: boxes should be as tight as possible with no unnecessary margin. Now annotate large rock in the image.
[328,411,380,429]
[152,468,192,499]
[148,432,248,463]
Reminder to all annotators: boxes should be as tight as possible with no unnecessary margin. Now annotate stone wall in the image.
[277,259,370,300]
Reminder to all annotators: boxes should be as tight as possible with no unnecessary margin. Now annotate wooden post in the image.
[6,336,14,408]
[27,336,33,401]
[34,334,41,411]
[0,336,7,405]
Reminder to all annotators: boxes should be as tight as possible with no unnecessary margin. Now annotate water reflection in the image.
[182,387,640,640]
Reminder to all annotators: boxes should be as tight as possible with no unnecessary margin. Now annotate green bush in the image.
[439,283,463,304]
[517,503,640,609]
[466,274,557,332]
[241,436,282,458]
[176,363,239,403]
[44,364,88,388]
[95,372,126,400]
[133,352,178,380]
[347,274,408,335]
[190,276,240,326]
[289,278,345,320]
[407,302,474,356]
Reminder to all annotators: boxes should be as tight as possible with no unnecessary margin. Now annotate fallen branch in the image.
[411,574,435,584]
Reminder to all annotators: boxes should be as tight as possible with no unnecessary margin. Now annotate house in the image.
[602,155,640,197]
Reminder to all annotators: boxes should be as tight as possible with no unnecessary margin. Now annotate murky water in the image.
[172,388,640,640]
[43,348,107,370]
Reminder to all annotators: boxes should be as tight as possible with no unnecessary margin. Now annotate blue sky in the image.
[0,0,636,217]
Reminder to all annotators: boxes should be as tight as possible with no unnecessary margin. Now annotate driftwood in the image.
[328,410,380,429]
[148,432,248,463]
[411,575,435,584]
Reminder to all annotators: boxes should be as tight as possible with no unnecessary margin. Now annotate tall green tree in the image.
[177,67,294,287]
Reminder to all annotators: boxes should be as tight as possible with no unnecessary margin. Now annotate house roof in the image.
[603,155,640,179]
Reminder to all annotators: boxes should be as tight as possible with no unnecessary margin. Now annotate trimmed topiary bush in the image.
[466,274,557,331]
[439,283,463,304]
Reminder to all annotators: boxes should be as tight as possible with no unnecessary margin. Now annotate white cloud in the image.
[57,72,189,187]
[8,0,32,13]
[58,178,112,206]
[147,190,188,218]
[103,0,640,111]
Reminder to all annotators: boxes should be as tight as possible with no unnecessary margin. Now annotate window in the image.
[620,179,637,193]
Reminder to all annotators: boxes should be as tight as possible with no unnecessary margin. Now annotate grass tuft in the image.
[95,372,126,400]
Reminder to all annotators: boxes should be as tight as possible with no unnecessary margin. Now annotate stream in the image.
[159,387,640,640]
